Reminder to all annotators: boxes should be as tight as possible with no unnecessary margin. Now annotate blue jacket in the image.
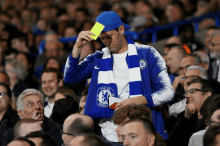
[64,43,174,139]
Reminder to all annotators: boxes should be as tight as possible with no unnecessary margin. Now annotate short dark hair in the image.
[51,98,79,125]
[67,117,94,135]
[25,131,57,146]
[204,126,220,146]
[41,67,62,82]
[43,57,62,72]
[0,82,12,98]
[14,118,38,138]
[13,137,36,146]
[207,26,220,31]
[187,78,214,94]
[124,118,156,136]
[76,133,107,146]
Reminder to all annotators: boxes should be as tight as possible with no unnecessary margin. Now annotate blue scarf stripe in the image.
[99,58,113,71]
[129,81,142,95]
[127,55,140,69]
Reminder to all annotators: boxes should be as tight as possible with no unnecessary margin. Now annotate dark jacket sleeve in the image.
[167,113,197,146]
[1,128,14,146]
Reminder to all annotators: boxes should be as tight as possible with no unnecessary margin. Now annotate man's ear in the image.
[17,110,23,119]
[148,134,156,146]
[119,25,125,35]
[205,91,212,100]
[58,79,63,87]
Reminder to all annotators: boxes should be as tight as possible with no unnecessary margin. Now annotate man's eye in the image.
[28,103,33,106]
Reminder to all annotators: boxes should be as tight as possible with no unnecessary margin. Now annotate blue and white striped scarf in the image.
[86,37,142,118]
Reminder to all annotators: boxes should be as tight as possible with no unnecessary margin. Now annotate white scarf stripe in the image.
[128,44,138,55]
[129,67,142,82]
[98,71,115,84]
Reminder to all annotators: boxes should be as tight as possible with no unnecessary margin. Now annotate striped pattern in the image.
[97,37,142,99]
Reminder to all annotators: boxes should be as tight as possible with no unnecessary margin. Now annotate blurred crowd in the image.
[0,0,220,146]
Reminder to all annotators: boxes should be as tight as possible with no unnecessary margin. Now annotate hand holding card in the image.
[90,22,105,40]
[109,97,122,109]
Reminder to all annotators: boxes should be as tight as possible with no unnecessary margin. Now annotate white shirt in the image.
[188,129,207,146]
[44,101,54,118]
[100,51,129,142]
[169,98,187,117]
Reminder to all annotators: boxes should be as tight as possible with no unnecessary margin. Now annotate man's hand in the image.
[172,75,184,90]
[184,102,197,119]
[115,96,147,110]
[72,31,95,58]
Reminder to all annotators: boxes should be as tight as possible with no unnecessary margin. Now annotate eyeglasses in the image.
[185,88,208,96]
[60,130,74,137]
[207,120,220,126]
[209,42,220,48]
[0,93,8,99]
[181,75,201,81]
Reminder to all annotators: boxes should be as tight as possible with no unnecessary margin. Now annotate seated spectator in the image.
[8,137,35,146]
[51,98,79,125]
[121,118,156,146]
[54,88,78,103]
[62,114,94,146]
[4,49,18,62]
[25,131,57,146]
[112,104,166,146]
[165,1,185,23]
[41,68,63,118]
[0,83,20,142]
[68,133,107,146]
[1,89,63,146]
[5,60,29,98]
[188,94,220,146]
[167,78,213,146]
[203,125,220,146]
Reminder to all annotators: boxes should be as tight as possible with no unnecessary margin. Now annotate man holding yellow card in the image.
[64,11,174,144]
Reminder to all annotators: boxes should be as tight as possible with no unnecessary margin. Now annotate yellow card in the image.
[90,22,105,40]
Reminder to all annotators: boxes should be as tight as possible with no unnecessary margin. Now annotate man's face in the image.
[45,34,59,58]
[41,72,59,97]
[11,38,22,51]
[183,69,202,90]
[210,35,220,59]
[179,56,196,75]
[18,95,44,121]
[20,123,42,137]
[121,121,155,146]
[0,85,10,112]
[205,29,215,50]
[185,83,209,111]
[166,48,182,74]
[99,26,124,54]
[28,137,42,146]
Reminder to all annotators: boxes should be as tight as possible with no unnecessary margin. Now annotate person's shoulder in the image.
[135,43,154,51]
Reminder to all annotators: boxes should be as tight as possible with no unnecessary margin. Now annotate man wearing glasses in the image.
[168,78,213,146]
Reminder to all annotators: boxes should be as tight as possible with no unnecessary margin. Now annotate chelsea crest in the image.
[139,59,147,69]
[96,86,115,108]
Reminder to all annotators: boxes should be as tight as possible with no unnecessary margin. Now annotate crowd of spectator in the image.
[0,0,220,146]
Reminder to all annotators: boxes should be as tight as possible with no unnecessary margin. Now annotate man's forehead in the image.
[212,35,220,43]
[185,69,201,77]
[23,95,42,102]
[42,72,57,80]
[188,82,201,89]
